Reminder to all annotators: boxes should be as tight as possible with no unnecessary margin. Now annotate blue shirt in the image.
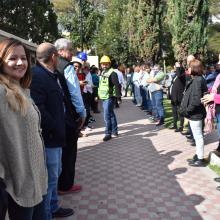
[64,65,86,118]
[91,73,99,87]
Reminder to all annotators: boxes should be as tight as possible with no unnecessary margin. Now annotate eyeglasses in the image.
[74,65,80,68]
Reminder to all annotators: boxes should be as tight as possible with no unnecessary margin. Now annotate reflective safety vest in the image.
[98,68,116,100]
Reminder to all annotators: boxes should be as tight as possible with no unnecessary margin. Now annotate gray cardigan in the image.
[0,85,48,207]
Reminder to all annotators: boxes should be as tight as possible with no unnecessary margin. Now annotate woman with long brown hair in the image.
[0,38,47,219]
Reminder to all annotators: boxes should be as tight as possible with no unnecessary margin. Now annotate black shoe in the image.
[181,131,190,136]
[189,159,206,167]
[103,135,111,141]
[216,147,220,152]
[187,139,195,143]
[214,177,220,183]
[191,142,196,146]
[156,120,164,127]
[187,154,198,163]
[89,118,96,122]
[175,127,183,132]
[186,135,193,140]
[52,208,74,218]
[169,125,177,130]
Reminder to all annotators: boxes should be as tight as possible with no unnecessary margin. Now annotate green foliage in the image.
[209,164,220,176]
[54,0,103,50]
[0,0,59,44]
[163,98,173,127]
[167,0,209,61]
[122,0,172,64]
[95,0,130,63]
[210,0,220,19]
[208,23,220,54]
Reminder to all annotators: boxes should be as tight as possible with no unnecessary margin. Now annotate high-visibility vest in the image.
[98,68,116,100]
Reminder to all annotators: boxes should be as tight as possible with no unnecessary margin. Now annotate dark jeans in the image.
[103,97,118,135]
[171,103,184,128]
[131,83,136,103]
[0,183,46,220]
[124,82,132,97]
[91,87,99,112]
[58,129,79,191]
[140,86,149,110]
[151,90,164,120]
[7,195,47,220]
[82,92,92,126]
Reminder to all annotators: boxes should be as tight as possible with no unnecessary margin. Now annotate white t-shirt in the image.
[83,72,93,94]
[114,69,125,86]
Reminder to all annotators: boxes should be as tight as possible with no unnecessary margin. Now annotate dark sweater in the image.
[181,76,207,121]
[30,63,66,147]
[170,67,186,105]
[109,71,121,98]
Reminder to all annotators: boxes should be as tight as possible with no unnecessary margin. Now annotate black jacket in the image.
[56,57,80,133]
[180,75,207,121]
[109,71,121,98]
[30,63,66,148]
[170,67,186,105]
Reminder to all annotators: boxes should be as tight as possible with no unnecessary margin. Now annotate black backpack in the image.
[179,80,193,117]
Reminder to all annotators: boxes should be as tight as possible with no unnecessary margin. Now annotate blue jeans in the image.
[103,97,118,135]
[140,86,148,110]
[151,90,164,120]
[44,147,62,220]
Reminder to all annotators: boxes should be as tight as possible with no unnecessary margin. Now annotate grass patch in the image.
[209,164,220,176]
[163,98,173,128]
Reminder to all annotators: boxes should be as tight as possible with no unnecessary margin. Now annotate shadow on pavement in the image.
[60,131,204,220]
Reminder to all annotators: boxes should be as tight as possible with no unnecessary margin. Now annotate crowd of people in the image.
[0,37,122,220]
[128,55,220,168]
[1,35,220,220]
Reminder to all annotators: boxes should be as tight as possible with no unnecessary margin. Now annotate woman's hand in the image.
[201,94,215,105]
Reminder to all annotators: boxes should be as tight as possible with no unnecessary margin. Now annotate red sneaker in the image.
[58,184,82,195]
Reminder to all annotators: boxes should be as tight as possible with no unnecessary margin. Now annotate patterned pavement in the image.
[58,98,220,220]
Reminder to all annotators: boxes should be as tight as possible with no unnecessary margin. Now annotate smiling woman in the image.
[2,45,28,81]
[0,38,48,220]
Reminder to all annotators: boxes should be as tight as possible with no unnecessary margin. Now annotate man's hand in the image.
[79,81,87,86]
[175,62,181,68]
[147,78,155,83]
[78,117,86,129]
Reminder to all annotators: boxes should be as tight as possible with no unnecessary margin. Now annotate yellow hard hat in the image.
[100,55,111,64]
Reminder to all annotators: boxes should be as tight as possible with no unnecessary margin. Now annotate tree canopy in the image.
[167,0,209,62]
[0,0,59,43]
[53,0,103,50]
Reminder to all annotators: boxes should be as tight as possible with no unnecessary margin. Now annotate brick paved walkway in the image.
[58,98,220,220]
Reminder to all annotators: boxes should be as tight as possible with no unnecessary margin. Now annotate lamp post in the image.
[162,50,167,74]
[79,0,83,51]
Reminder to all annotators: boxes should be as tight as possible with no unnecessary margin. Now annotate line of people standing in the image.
[131,63,165,127]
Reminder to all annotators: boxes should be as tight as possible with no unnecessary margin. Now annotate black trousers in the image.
[0,183,46,220]
[82,92,92,126]
[91,87,99,112]
[125,82,131,96]
[172,103,184,128]
[0,180,7,220]
[58,128,79,191]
